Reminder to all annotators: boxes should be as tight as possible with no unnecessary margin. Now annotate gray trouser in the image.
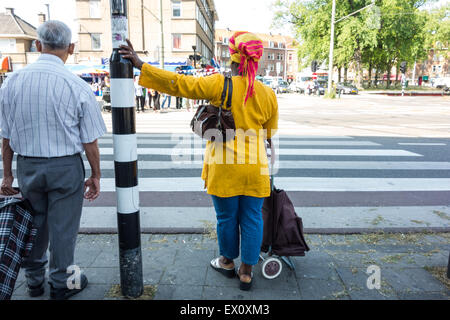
[17,154,85,289]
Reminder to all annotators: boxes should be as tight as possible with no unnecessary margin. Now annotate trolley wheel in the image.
[261,257,283,280]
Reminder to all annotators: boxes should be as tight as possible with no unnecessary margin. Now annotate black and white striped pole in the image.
[109,0,143,298]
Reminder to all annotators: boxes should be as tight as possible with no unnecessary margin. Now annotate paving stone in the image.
[382,267,449,293]
[11,233,450,300]
[251,265,299,291]
[401,251,449,268]
[142,262,165,285]
[142,247,177,266]
[298,278,348,300]
[90,250,120,268]
[160,265,208,286]
[71,284,111,300]
[205,265,240,288]
[250,288,302,300]
[153,284,203,300]
[397,291,450,300]
[335,267,398,300]
[11,282,51,300]
[74,248,103,268]
[295,264,339,281]
[173,249,216,267]
[201,285,252,300]
[83,267,120,285]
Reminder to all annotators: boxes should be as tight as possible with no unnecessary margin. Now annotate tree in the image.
[273,0,433,88]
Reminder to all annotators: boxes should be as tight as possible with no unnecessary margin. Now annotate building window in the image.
[89,0,101,18]
[269,41,275,48]
[172,34,181,49]
[0,39,16,53]
[172,0,181,17]
[91,33,101,50]
[289,53,293,61]
[223,37,229,45]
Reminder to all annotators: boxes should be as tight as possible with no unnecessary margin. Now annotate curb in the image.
[79,226,450,235]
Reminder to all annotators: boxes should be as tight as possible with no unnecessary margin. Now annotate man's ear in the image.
[36,40,42,52]
[68,43,75,55]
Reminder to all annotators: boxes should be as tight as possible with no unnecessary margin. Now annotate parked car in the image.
[313,80,326,95]
[276,80,290,94]
[336,82,359,94]
[293,76,313,93]
[434,77,450,91]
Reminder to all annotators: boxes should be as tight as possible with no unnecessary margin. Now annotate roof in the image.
[0,11,37,39]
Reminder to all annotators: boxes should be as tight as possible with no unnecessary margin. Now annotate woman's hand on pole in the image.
[119,39,144,70]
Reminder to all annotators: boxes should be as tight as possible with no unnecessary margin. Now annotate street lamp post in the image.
[192,45,197,69]
[109,0,143,298]
[327,0,376,94]
[327,0,336,95]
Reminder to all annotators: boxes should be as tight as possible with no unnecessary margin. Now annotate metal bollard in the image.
[109,0,143,298]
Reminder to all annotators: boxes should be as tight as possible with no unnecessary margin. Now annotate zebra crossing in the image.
[3,110,450,232]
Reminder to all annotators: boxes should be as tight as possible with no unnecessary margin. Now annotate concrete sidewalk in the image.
[10,232,450,300]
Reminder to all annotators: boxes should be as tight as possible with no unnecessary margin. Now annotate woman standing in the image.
[120,32,278,291]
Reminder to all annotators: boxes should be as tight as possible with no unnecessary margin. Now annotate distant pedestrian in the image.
[176,96,183,109]
[150,89,160,112]
[135,76,145,112]
[161,92,171,110]
[0,20,106,300]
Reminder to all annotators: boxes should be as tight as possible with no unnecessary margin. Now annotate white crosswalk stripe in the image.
[5,110,450,231]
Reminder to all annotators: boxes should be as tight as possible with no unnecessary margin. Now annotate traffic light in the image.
[400,61,407,74]
[311,60,318,72]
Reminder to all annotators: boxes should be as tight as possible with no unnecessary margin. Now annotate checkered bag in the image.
[0,197,37,300]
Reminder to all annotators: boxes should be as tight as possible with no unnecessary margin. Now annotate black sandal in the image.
[238,269,254,291]
[210,257,236,278]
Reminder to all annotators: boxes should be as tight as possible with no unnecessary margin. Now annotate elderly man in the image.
[0,20,106,299]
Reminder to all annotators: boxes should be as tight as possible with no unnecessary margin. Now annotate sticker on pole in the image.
[112,15,128,48]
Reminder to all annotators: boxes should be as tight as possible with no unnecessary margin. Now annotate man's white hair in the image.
[37,20,72,50]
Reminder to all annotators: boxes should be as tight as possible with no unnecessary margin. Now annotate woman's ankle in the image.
[220,256,234,265]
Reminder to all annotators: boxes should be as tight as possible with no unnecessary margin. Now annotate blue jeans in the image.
[211,195,264,266]
[161,95,171,109]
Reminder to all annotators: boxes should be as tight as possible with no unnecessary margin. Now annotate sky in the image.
[214,0,293,36]
[1,0,447,42]
[1,0,293,42]
[2,0,77,37]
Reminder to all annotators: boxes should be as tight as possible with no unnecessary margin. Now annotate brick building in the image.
[75,0,217,66]
[215,29,298,81]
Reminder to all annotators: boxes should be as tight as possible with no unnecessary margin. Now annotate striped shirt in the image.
[0,54,107,157]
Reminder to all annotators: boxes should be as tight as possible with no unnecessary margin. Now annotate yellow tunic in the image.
[139,63,278,198]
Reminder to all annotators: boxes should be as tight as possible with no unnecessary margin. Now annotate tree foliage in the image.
[272,0,447,88]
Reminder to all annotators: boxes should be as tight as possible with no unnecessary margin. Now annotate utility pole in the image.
[141,0,145,52]
[45,3,50,20]
[142,4,164,69]
[160,0,164,70]
[328,0,375,94]
[109,0,143,299]
[327,0,336,95]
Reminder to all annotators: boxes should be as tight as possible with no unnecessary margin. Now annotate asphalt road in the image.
[2,92,450,232]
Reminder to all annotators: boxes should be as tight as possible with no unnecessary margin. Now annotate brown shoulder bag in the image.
[190,76,235,142]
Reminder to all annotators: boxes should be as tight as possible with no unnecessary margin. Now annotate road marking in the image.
[7,160,449,170]
[97,139,380,146]
[96,177,450,192]
[398,143,447,146]
[96,148,422,157]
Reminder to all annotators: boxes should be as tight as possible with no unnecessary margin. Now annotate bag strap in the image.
[225,77,233,110]
[220,76,229,107]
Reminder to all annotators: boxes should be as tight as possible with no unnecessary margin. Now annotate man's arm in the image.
[83,140,101,201]
[1,138,19,195]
